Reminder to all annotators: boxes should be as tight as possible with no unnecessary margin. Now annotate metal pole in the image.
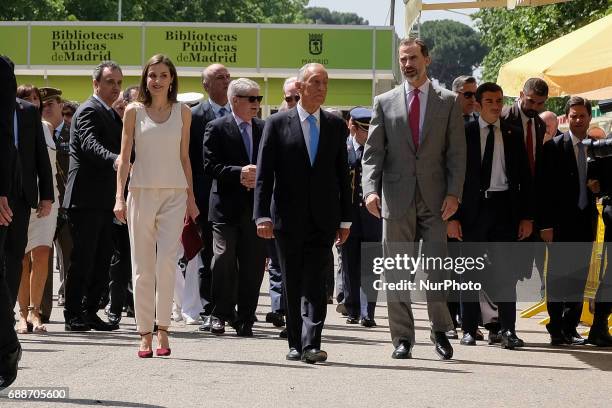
[390,0,395,26]
[118,0,122,22]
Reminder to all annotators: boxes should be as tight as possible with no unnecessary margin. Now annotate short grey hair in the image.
[297,63,324,82]
[227,78,260,106]
[283,77,297,92]
[451,75,476,92]
[92,61,122,82]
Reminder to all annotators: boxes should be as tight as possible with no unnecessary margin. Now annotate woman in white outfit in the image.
[114,54,199,358]
[15,85,57,334]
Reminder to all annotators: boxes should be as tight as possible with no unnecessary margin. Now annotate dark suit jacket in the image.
[452,119,533,229]
[63,96,121,210]
[0,56,19,198]
[190,100,217,216]
[537,132,598,242]
[203,114,264,224]
[254,107,352,234]
[347,137,381,241]
[502,102,546,165]
[15,98,53,208]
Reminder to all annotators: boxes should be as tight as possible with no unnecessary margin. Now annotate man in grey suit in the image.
[362,37,466,360]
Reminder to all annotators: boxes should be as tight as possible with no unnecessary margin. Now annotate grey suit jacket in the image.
[361,82,466,220]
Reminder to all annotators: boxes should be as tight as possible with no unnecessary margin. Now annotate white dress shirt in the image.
[404,78,430,144]
[209,98,231,118]
[569,131,587,172]
[93,93,112,111]
[479,117,508,192]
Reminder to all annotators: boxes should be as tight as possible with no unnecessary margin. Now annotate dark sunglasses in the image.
[284,95,300,103]
[460,91,476,99]
[237,95,263,103]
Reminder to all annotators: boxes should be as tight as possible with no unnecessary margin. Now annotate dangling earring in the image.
[169,84,173,93]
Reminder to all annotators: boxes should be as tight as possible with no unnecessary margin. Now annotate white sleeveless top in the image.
[129,102,188,189]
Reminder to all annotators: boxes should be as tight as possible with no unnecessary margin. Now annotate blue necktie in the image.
[577,141,588,210]
[218,107,227,118]
[239,121,252,163]
[307,115,319,165]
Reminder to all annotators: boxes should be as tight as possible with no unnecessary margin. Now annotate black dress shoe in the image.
[198,315,211,332]
[57,295,65,307]
[210,316,225,335]
[587,328,612,347]
[346,317,359,324]
[107,311,121,326]
[550,333,568,346]
[83,313,119,331]
[475,329,484,341]
[286,348,301,361]
[360,317,377,328]
[501,330,524,349]
[301,348,328,364]
[0,343,22,390]
[235,322,253,337]
[64,315,91,332]
[488,330,502,345]
[460,332,476,345]
[431,331,453,360]
[391,342,412,359]
[445,328,459,339]
[265,312,285,327]
[279,328,288,338]
[563,329,587,345]
[335,303,347,316]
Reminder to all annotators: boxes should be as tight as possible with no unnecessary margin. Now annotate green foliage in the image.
[0,0,69,20]
[420,19,488,88]
[474,0,611,82]
[302,7,368,25]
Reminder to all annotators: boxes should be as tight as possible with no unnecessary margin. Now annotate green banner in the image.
[0,26,28,65]
[144,27,257,68]
[29,25,142,65]
[260,28,375,70]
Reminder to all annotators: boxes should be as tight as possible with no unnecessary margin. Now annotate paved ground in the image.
[2,268,611,408]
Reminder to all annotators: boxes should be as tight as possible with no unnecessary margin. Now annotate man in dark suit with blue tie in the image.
[203,78,266,337]
[341,107,381,327]
[0,54,22,390]
[191,64,232,332]
[255,63,352,363]
[538,96,598,346]
[62,61,123,332]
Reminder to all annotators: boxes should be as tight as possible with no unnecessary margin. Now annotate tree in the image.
[419,20,488,88]
[474,0,611,83]
[303,7,368,25]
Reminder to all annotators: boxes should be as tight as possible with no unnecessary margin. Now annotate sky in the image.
[307,0,478,34]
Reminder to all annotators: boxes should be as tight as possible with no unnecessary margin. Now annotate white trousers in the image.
[174,245,204,320]
[128,188,187,333]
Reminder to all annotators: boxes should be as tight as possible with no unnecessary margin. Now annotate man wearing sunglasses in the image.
[282,77,300,110]
[452,75,478,124]
[203,78,266,337]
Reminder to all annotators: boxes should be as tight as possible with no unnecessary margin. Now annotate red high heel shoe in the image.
[156,328,171,356]
[138,332,153,358]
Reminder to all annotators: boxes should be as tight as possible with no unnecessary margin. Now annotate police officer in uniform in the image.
[341,108,382,327]
[40,87,72,309]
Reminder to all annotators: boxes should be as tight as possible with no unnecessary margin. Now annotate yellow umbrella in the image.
[497,13,612,97]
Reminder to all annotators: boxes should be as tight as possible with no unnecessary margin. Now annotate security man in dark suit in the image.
[62,61,123,332]
[0,54,22,390]
[448,82,533,349]
[341,107,381,327]
[203,78,266,336]
[538,96,598,346]
[3,95,54,305]
[191,63,232,332]
[502,78,548,290]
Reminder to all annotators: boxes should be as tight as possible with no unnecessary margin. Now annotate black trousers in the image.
[275,221,335,352]
[545,208,594,335]
[267,240,285,314]
[210,212,266,324]
[197,216,214,316]
[108,222,133,315]
[340,235,377,320]
[3,194,30,307]
[64,208,114,317]
[461,192,519,334]
[0,225,19,355]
